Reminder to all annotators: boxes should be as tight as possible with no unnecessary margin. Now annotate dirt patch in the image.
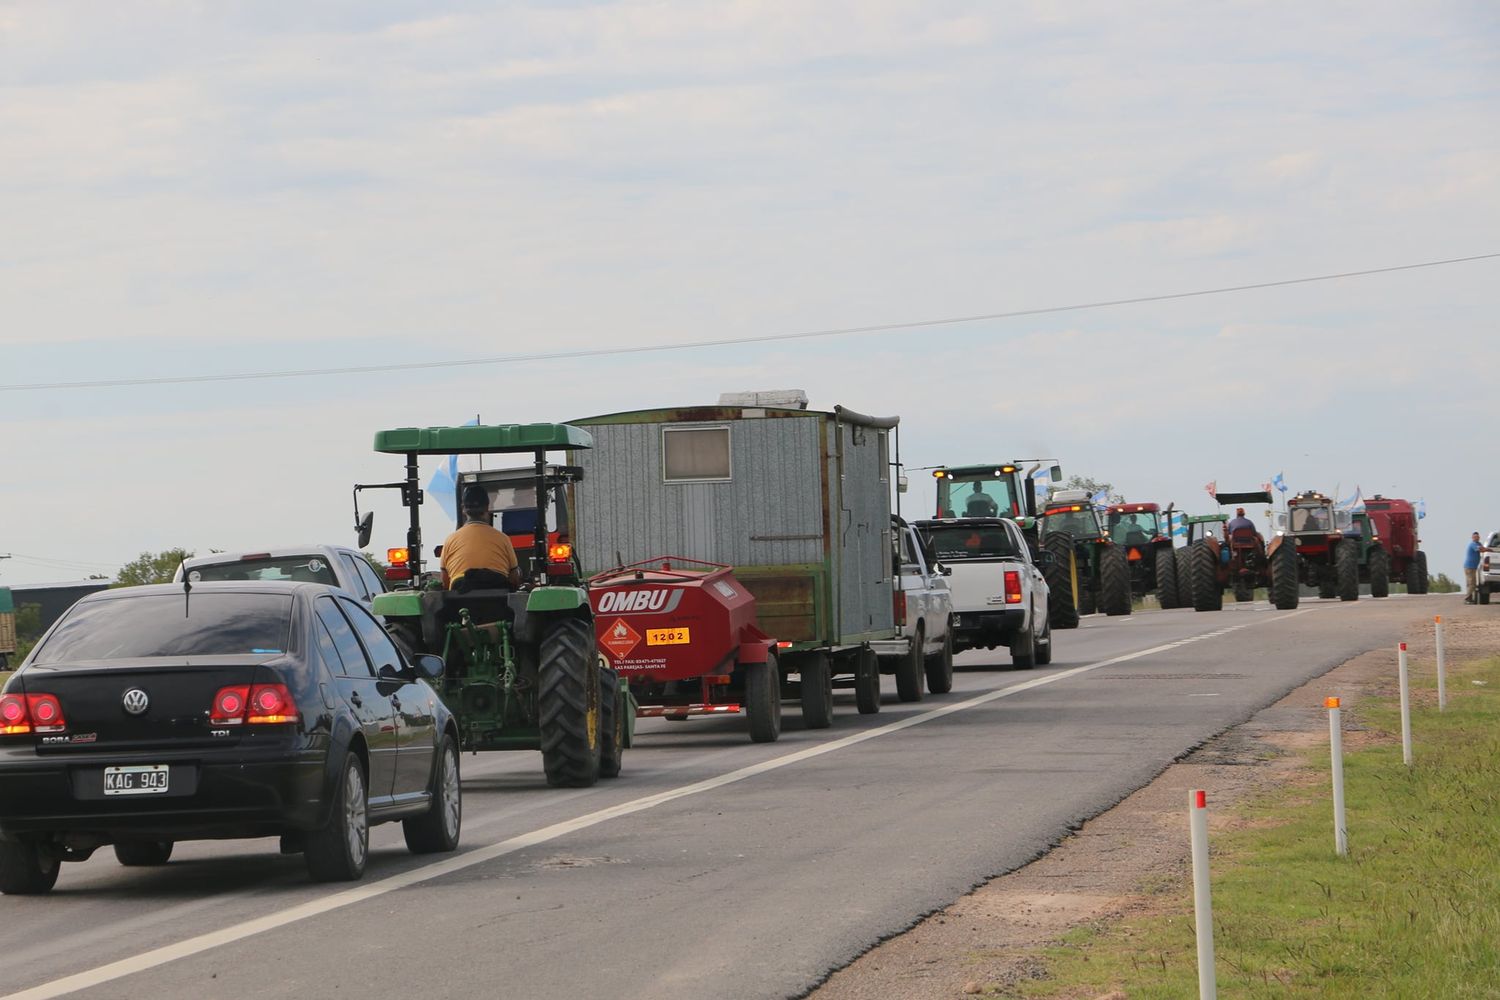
[807,604,1492,1000]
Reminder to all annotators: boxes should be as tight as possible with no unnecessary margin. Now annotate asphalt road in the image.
[2,595,1453,1000]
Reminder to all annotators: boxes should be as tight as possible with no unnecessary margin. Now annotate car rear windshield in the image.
[925,526,1019,560]
[32,593,294,663]
[187,556,339,586]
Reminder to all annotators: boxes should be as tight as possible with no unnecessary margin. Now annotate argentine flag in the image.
[426,417,481,524]
[1272,471,1287,493]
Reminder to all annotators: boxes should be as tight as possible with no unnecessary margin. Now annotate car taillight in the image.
[0,693,67,735]
[211,684,299,726]
[1004,570,1023,604]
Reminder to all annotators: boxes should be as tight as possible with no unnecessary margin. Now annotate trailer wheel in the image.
[597,668,625,778]
[798,653,834,729]
[924,628,954,695]
[1155,547,1179,609]
[1270,542,1300,610]
[1190,542,1223,612]
[1335,541,1360,601]
[745,653,782,743]
[1043,533,1081,630]
[1101,546,1132,616]
[855,647,882,714]
[1368,547,1390,598]
[538,618,602,788]
[1174,547,1194,608]
[894,627,923,702]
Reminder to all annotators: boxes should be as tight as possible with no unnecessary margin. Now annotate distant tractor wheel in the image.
[1190,543,1223,612]
[1174,547,1194,608]
[925,628,955,695]
[799,653,834,729]
[1155,547,1180,609]
[855,648,882,715]
[1233,578,1254,603]
[1271,542,1300,610]
[1101,545,1132,616]
[745,653,782,743]
[1335,541,1360,601]
[114,840,174,867]
[597,669,625,778]
[538,618,602,789]
[894,627,924,702]
[1076,573,1098,616]
[1369,547,1390,599]
[1010,603,1037,669]
[1318,572,1336,600]
[1043,533,1081,630]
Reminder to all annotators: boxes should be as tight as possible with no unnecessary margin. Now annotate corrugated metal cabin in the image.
[567,398,899,653]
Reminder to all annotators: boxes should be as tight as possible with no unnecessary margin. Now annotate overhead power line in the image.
[3,251,1495,393]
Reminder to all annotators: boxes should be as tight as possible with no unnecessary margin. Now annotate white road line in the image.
[5,607,1316,1000]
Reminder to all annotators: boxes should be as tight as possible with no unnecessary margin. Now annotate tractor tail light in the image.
[548,543,573,563]
[1004,570,1023,604]
[1,693,68,735]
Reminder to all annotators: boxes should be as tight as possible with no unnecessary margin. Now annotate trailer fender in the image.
[736,622,775,665]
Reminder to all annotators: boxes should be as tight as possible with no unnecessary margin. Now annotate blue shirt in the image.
[1465,540,1484,570]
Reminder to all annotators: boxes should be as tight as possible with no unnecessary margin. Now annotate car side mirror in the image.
[413,654,445,681]
[940,564,953,576]
[433,545,443,558]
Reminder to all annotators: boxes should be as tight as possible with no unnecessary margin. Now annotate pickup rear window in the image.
[187,556,339,586]
[924,526,1019,560]
[32,593,294,663]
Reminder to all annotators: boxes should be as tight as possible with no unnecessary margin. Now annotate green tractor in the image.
[1038,489,1133,617]
[359,423,630,789]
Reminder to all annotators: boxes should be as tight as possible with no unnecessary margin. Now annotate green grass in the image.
[1017,656,1500,999]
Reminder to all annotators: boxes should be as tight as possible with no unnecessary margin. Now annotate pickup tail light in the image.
[1004,570,1023,605]
[212,684,299,726]
[892,587,907,626]
[0,693,67,735]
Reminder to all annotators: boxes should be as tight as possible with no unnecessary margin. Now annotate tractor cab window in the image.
[940,475,1022,519]
[1108,512,1158,544]
[1290,506,1332,532]
[923,525,1019,561]
[1044,509,1102,540]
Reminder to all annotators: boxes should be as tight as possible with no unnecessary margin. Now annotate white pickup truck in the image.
[1479,530,1500,604]
[915,517,1052,668]
[869,517,955,701]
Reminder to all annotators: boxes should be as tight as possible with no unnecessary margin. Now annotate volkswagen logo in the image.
[121,689,150,716]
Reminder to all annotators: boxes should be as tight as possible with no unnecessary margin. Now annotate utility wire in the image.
[3,251,1495,393]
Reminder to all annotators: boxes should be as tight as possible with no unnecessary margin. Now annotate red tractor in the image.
[1359,496,1429,594]
[1186,490,1299,611]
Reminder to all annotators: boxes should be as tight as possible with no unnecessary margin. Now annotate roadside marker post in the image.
[1398,642,1413,767]
[1326,697,1348,856]
[1434,616,1447,712]
[1189,790,1217,1000]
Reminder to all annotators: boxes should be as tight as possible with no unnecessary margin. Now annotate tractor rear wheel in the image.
[1101,546,1132,616]
[1174,548,1193,608]
[1076,572,1098,616]
[597,668,625,778]
[1335,541,1360,601]
[538,618,602,789]
[855,648,882,714]
[1369,547,1390,599]
[1155,547,1179,609]
[1190,543,1223,612]
[1271,542,1300,610]
[745,654,782,743]
[1043,533,1081,630]
[799,653,834,729]
[894,627,924,702]
[925,628,954,694]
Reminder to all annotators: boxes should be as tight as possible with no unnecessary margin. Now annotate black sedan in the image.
[0,582,462,894]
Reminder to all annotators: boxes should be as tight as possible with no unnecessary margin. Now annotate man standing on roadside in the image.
[1464,531,1491,604]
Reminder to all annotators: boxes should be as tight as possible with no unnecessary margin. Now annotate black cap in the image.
[461,484,490,510]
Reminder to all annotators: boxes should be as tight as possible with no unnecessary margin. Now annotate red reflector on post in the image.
[1195,789,1207,809]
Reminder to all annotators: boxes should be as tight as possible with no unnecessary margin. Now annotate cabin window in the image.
[663,426,732,482]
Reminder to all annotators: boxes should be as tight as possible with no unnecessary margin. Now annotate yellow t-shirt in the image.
[441,522,519,585]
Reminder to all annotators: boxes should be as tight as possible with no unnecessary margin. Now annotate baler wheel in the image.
[539,618,602,788]
[1270,542,1300,610]
[1368,547,1390,599]
[745,654,782,743]
[1101,545,1132,616]
[1190,542,1223,612]
[855,647,882,714]
[894,627,924,703]
[798,653,834,729]
[925,628,954,694]
[1155,547,1179,609]
[1335,541,1360,601]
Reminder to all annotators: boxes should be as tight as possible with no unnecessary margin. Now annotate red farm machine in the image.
[1185,490,1299,612]
[1354,496,1428,595]
[588,558,785,743]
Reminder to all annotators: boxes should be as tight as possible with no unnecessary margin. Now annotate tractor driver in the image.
[965,481,1000,517]
[441,484,522,592]
[1226,507,1256,538]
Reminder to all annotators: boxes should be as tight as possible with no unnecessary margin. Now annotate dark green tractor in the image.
[360,423,631,789]
[1038,489,1132,617]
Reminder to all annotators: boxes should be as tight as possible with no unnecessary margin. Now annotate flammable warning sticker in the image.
[646,627,691,646]
[601,618,643,660]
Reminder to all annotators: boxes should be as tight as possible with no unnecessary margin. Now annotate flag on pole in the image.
[1090,489,1110,509]
[1205,480,1217,499]
[1033,467,1053,504]
[426,417,482,523]
[1337,486,1364,511]
[1417,498,1427,520]
[1272,472,1287,493]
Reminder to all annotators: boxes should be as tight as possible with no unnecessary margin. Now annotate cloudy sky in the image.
[2,1,1496,585]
